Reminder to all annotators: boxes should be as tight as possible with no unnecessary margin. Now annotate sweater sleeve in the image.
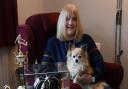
[87,35,105,83]
[42,37,55,63]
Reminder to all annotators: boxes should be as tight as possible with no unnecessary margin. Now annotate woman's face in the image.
[65,13,77,38]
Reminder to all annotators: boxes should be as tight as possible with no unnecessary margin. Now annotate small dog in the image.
[66,44,108,89]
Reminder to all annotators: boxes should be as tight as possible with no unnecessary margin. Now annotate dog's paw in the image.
[73,76,79,83]
[93,82,110,89]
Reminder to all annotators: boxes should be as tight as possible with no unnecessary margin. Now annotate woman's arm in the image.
[41,37,55,63]
[87,35,105,83]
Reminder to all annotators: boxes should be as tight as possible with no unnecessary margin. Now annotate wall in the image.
[17,0,128,89]
[17,0,44,24]
[121,0,128,88]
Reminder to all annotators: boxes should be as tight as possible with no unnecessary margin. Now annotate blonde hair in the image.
[57,4,84,42]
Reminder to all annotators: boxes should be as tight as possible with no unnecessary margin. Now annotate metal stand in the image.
[115,0,123,64]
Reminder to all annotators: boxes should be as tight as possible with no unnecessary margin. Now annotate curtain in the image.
[0,48,17,88]
[0,0,18,88]
[0,0,18,47]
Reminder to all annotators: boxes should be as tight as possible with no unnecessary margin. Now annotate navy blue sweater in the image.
[42,34,105,83]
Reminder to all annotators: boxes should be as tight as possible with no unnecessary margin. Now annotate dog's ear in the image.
[80,44,87,52]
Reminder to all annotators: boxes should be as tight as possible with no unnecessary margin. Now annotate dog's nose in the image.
[75,59,78,63]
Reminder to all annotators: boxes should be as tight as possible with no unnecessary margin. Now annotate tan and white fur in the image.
[66,45,108,89]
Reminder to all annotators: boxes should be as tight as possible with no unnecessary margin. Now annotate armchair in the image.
[17,12,124,89]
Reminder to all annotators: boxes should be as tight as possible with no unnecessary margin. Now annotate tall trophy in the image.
[15,34,28,89]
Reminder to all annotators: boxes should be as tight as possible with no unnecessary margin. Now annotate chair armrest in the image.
[104,62,124,89]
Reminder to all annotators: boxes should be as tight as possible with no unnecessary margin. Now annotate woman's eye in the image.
[66,17,70,21]
[66,16,77,21]
[72,17,77,21]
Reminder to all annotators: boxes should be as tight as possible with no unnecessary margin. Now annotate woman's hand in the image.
[78,74,93,85]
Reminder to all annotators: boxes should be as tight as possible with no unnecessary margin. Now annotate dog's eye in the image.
[78,56,81,59]
[73,55,75,58]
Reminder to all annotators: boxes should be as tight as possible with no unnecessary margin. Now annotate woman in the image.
[42,4,109,89]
